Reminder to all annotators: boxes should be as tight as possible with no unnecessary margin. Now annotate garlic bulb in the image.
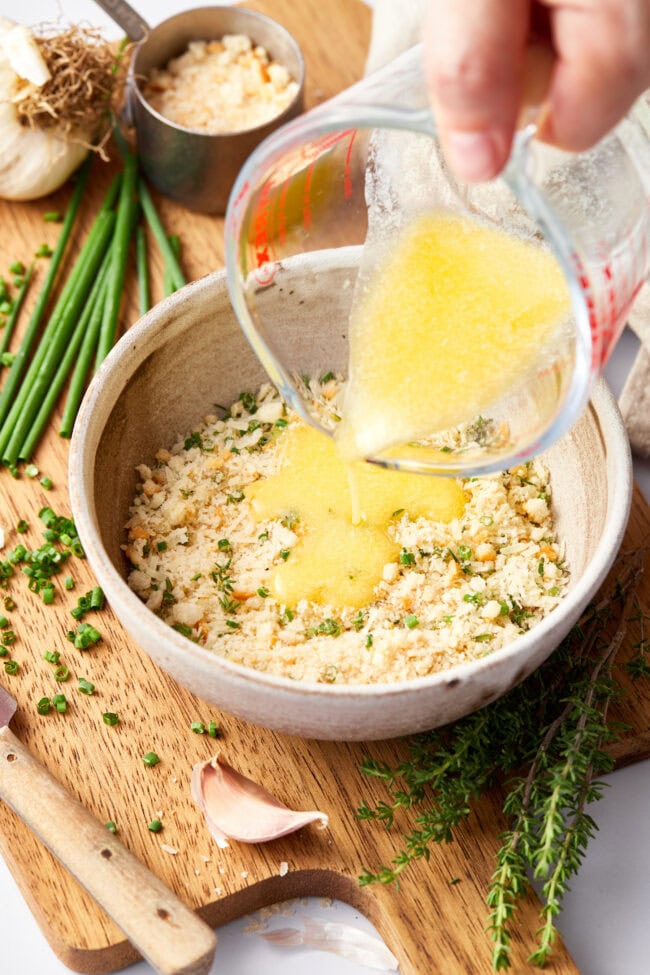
[0,19,89,201]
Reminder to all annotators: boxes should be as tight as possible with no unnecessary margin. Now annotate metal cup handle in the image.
[92,0,150,41]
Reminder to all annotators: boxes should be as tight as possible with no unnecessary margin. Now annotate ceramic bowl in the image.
[69,253,632,740]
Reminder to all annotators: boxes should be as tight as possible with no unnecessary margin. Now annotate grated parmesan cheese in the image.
[142,34,299,134]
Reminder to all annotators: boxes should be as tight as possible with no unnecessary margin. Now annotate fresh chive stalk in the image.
[96,153,138,366]
[0,158,91,431]
[163,235,181,297]
[136,226,150,316]
[0,209,116,464]
[58,251,112,439]
[20,251,112,460]
[139,179,186,291]
[0,265,33,357]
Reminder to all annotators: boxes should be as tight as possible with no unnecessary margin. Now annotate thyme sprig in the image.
[357,550,644,970]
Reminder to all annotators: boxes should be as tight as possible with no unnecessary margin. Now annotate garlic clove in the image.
[191,754,328,847]
[2,24,50,86]
[261,918,399,971]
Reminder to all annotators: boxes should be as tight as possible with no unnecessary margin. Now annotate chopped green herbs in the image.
[208,721,220,739]
[67,622,101,649]
[37,697,51,715]
[53,664,70,682]
[190,721,205,734]
[105,821,117,833]
[148,819,163,833]
[142,752,160,767]
[3,659,18,674]
[43,650,60,663]
[52,693,67,713]
[404,614,419,629]
[399,549,416,566]
[103,712,119,726]
[78,678,95,695]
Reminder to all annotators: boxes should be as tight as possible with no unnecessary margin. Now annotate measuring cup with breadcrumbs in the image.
[225,45,650,476]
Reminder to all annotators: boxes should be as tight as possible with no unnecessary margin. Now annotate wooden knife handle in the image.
[0,727,216,975]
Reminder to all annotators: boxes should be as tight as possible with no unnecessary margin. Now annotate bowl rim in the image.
[69,271,633,701]
[129,5,306,140]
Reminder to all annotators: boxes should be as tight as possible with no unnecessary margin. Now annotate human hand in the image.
[424,0,650,182]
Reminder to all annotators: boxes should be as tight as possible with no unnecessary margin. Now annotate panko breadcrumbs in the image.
[124,381,569,685]
[142,34,298,134]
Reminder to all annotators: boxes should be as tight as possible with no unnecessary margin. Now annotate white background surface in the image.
[2,2,650,973]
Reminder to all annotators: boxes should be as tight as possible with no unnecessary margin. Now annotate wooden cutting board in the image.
[0,2,649,973]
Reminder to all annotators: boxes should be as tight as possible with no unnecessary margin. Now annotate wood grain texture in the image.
[0,2,647,973]
[0,728,216,975]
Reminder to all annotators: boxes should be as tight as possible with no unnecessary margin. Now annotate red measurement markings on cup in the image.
[250,178,277,286]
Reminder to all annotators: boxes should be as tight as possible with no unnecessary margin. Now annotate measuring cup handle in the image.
[93,0,150,41]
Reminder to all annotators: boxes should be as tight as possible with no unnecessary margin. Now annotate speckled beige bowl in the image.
[69,254,632,740]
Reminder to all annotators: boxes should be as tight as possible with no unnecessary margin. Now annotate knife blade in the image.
[0,683,216,975]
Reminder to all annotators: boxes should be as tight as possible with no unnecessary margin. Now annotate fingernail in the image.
[444,130,504,182]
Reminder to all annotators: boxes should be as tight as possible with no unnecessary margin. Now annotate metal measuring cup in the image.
[95,0,305,213]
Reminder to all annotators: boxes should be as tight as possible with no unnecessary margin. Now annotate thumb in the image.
[424,0,530,182]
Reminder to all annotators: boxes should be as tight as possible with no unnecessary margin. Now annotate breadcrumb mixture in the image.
[142,34,299,133]
[125,382,568,685]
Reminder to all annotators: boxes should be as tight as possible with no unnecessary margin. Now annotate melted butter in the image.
[336,212,570,461]
[245,423,465,609]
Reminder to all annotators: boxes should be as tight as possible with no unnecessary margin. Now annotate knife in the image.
[0,684,216,975]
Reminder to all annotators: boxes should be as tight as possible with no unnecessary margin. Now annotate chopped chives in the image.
[43,212,63,223]
[16,520,28,533]
[37,697,51,714]
[40,476,53,490]
[9,261,25,276]
[4,597,15,610]
[5,659,19,674]
[41,585,55,605]
[156,541,167,552]
[190,721,205,734]
[0,647,8,657]
[64,576,74,590]
[105,821,117,833]
[142,752,160,767]
[103,712,119,726]
[404,615,419,629]
[90,587,105,610]
[0,616,7,628]
[208,721,220,739]
[148,819,163,833]
[2,630,16,646]
[35,244,53,258]
[44,650,60,663]
[78,678,95,695]
[25,464,39,478]
[54,665,70,682]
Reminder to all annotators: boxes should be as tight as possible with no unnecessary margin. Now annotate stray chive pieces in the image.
[4,659,18,674]
[208,721,220,739]
[148,819,163,833]
[37,697,51,715]
[103,712,119,726]
[52,693,67,713]
[40,476,53,490]
[54,664,70,682]
[78,678,95,695]
[142,752,160,767]
[191,721,205,734]
[43,211,63,223]
[105,821,117,833]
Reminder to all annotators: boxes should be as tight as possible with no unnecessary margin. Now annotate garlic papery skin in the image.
[191,754,329,847]
[0,20,88,201]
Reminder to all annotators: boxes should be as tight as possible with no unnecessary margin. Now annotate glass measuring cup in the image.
[225,45,650,475]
